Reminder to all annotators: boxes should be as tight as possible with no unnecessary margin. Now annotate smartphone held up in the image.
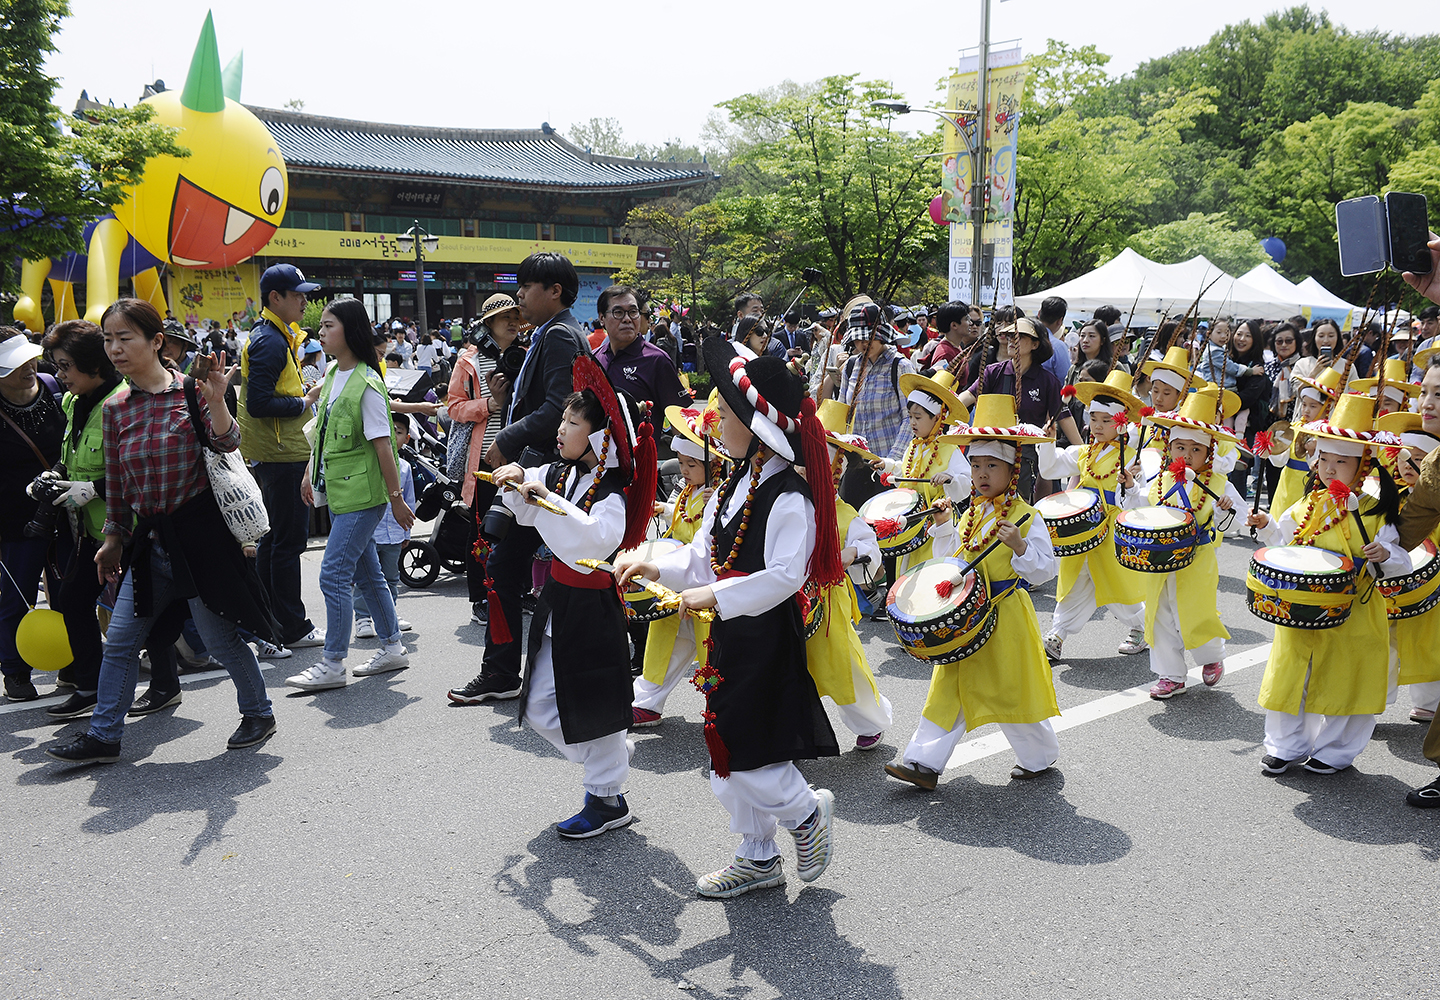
[1335,191,1433,277]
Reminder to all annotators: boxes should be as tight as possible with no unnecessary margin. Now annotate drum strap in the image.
[991,578,1031,598]
[1101,488,1116,505]
[1246,576,1353,608]
[1286,457,1309,472]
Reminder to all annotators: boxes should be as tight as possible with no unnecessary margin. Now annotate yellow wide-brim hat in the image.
[664,398,731,461]
[1070,369,1142,419]
[897,366,969,424]
[937,393,1054,446]
[1293,365,1345,401]
[814,398,877,457]
[1347,357,1421,398]
[1147,388,1242,446]
[1197,382,1242,419]
[1140,345,1202,388]
[1302,392,1383,448]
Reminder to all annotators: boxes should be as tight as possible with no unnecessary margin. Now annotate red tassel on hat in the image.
[623,422,658,550]
[799,396,844,587]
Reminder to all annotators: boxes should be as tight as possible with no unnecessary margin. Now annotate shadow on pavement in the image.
[1146,689,1266,744]
[284,671,421,729]
[496,831,903,999]
[1280,768,1440,862]
[1370,721,1435,768]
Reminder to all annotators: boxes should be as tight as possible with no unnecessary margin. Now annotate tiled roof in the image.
[249,107,715,193]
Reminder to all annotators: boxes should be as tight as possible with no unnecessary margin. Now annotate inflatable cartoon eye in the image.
[260,166,284,217]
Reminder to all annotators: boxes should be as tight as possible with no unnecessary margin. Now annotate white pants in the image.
[526,638,630,797]
[1050,561,1145,640]
[711,762,818,861]
[1149,576,1225,683]
[631,620,696,712]
[902,713,1059,774]
[1263,665,1376,769]
[1407,680,1440,713]
[830,659,894,737]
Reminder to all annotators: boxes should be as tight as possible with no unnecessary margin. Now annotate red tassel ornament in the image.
[799,397,844,587]
[934,577,955,599]
[1253,431,1273,456]
[1328,479,1353,505]
[1168,458,1188,477]
[873,517,904,539]
[623,422,658,550]
[1061,385,1077,399]
[1141,406,1156,418]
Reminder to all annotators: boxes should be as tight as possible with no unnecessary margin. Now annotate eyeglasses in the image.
[1274,338,1295,345]
[607,307,642,320]
[51,358,75,372]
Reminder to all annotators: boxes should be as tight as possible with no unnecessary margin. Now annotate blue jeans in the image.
[1,536,51,680]
[89,542,272,744]
[320,505,400,659]
[252,461,315,644]
[353,542,401,620]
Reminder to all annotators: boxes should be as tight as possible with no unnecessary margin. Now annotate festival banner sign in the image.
[942,48,1027,307]
[169,263,261,325]
[261,229,639,270]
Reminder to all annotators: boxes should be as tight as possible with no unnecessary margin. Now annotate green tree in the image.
[1,0,188,298]
[1117,212,1267,275]
[710,75,948,304]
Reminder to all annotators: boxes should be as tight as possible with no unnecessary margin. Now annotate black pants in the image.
[138,599,189,695]
[465,481,498,605]
[52,533,105,691]
[479,522,541,687]
[252,460,315,644]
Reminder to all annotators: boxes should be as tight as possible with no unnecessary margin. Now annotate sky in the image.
[45,1,1440,150]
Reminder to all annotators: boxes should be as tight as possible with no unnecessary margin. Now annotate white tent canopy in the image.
[1242,263,1360,327]
[1015,248,1304,324]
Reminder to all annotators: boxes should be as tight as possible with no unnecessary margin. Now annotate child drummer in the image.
[813,398,893,750]
[1122,389,1247,700]
[1038,369,1148,661]
[490,354,657,837]
[1246,394,1410,775]
[632,404,728,727]
[1260,366,1343,517]
[617,339,841,899]
[867,362,972,584]
[1137,346,1241,480]
[884,394,1063,790]
[1349,358,1420,417]
[1376,412,1440,725]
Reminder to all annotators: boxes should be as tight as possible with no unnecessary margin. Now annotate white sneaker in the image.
[1118,628,1148,655]
[288,627,326,649]
[1043,632,1063,661]
[353,647,409,676]
[255,640,292,660]
[398,619,413,632]
[354,618,377,639]
[285,660,346,691]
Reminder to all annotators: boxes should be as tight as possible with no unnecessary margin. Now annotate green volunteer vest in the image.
[61,383,126,541]
[311,363,394,514]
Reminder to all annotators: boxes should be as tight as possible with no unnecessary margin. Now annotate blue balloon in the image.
[1261,237,1287,263]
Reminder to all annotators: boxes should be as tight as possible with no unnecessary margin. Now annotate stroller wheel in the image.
[400,540,441,588]
[441,556,466,573]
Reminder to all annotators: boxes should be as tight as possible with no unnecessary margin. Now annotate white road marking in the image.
[0,668,230,717]
[944,643,1273,769]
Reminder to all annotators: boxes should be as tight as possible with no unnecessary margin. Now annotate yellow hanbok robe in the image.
[893,437,964,573]
[1258,495,1393,716]
[1270,435,1311,519]
[1140,468,1231,652]
[806,499,883,707]
[921,498,1061,731]
[1055,441,1143,608]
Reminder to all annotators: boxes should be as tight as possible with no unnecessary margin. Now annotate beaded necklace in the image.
[1293,460,1370,546]
[674,483,703,526]
[959,462,1021,553]
[903,427,944,480]
[572,428,611,512]
[1078,439,1119,487]
[711,452,764,575]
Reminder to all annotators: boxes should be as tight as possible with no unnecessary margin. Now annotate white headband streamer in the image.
[1087,399,1126,418]
[1150,369,1187,391]
[906,389,944,416]
[969,440,1018,464]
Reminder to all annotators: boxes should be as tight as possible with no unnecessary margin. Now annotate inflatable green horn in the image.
[180,11,226,113]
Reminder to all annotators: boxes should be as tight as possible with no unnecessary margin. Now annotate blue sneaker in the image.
[556,793,633,839]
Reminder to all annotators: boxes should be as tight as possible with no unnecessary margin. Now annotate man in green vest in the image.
[239,264,326,650]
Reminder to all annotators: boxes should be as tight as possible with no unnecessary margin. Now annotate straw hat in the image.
[1147,389,1242,446]
[1347,357,1421,400]
[1070,369,1143,420]
[479,293,520,324]
[897,359,970,424]
[1140,346,1202,391]
[937,394,1054,446]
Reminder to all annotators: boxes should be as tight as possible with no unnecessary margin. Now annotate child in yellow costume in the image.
[810,398,893,749]
[1261,366,1342,518]
[631,406,727,726]
[867,362,972,576]
[883,395,1062,789]
[1124,390,1247,700]
[1039,369,1148,660]
[1247,393,1410,774]
[1375,411,1440,724]
[1349,357,1420,417]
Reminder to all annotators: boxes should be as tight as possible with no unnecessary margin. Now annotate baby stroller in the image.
[397,444,476,588]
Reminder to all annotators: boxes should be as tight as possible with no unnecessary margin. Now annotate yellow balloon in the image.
[16,608,73,672]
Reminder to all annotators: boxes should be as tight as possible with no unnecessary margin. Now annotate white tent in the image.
[1015,248,1301,324]
[1241,263,1360,327]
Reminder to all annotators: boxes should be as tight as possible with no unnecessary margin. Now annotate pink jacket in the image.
[448,346,496,505]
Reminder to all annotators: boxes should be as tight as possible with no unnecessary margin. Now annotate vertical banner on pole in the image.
[942,49,1027,307]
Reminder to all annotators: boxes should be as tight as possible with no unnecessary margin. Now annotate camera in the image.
[498,345,526,382]
[480,497,515,542]
[24,462,68,539]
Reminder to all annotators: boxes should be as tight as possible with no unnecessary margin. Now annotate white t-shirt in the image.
[326,365,392,441]
[416,342,439,368]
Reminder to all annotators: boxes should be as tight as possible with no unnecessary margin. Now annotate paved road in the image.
[2,530,1436,1000]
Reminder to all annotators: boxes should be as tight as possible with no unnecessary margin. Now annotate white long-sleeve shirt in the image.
[1254,507,1411,578]
[927,499,1058,587]
[651,456,815,620]
[877,447,973,502]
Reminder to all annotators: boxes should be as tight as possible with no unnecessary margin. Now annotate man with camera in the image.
[449,253,589,705]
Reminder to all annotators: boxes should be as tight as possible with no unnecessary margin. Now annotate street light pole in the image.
[410,218,428,339]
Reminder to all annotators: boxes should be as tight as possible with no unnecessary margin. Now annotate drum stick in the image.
[955,512,1034,579]
[576,558,717,623]
[474,470,569,516]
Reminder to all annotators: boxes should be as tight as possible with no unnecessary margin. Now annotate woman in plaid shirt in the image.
[45,299,278,765]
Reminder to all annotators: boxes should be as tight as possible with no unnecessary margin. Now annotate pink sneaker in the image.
[631,707,662,728]
[1149,678,1186,700]
[854,733,883,751]
[1202,661,1224,686]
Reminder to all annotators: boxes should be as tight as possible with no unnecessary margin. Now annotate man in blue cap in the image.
[239,264,326,651]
